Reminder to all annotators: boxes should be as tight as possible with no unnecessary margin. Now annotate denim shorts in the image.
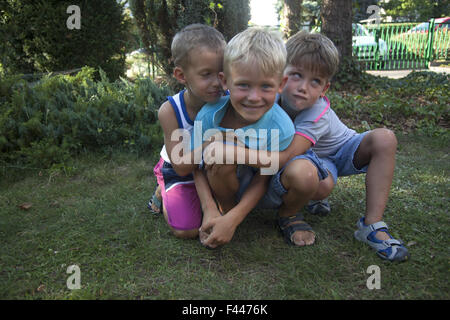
[236,149,329,209]
[319,132,369,185]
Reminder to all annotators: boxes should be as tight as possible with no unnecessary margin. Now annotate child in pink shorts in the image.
[150,24,226,238]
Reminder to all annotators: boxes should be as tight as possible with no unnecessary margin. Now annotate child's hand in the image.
[199,206,222,245]
[200,214,237,249]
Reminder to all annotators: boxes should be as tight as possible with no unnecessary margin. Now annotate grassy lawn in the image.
[0,132,448,300]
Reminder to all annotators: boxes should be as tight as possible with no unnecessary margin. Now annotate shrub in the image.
[0,0,129,80]
[330,71,449,137]
[0,67,172,168]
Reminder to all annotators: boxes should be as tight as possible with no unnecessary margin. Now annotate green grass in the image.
[0,133,448,300]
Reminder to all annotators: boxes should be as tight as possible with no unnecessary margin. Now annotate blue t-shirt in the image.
[192,96,294,153]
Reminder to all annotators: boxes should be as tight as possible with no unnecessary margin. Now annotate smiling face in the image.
[219,61,286,128]
[281,63,330,115]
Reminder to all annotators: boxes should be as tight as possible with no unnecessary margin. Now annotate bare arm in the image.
[193,168,221,226]
[159,102,221,176]
[203,134,313,170]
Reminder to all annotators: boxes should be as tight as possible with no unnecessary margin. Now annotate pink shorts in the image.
[153,157,202,230]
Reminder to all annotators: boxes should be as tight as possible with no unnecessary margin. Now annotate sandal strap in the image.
[278,212,305,229]
[368,221,388,232]
[151,193,162,209]
[278,212,314,245]
[148,192,163,215]
[357,219,389,239]
[383,239,403,246]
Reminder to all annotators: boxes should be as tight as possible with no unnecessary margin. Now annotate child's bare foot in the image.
[278,213,315,246]
[374,230,391,241]
[290,225,315,246]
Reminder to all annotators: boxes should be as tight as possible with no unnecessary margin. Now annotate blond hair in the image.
[286,30,340,79]
[171,24,226,68]
[224,27,286,78]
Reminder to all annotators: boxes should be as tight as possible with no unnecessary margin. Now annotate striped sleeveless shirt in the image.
[160,89,194,163]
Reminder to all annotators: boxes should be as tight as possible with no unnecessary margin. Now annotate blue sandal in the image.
[354,217,410,262]
[306,198,331,216]
[147,190,162,215]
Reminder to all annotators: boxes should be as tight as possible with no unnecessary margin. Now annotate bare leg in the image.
[353,129,397,241]
[162,205,199,239]
[193,168,222,243]
[279,159,319,246]
[311,174,334,201]
[206,164,239,214]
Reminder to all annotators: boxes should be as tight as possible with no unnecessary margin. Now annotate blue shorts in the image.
[319,132,369,185]
[236,149,328,209]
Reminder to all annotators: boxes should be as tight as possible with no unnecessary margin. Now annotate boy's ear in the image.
[278,75,288,93]
[173,67,186,84]
[218,72,228,90]
[321,81,331,97]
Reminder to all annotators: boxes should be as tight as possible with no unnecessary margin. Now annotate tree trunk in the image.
[321,0,353,61]
[283,0,303,38]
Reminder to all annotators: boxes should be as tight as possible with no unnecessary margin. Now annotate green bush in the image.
[1,69,447,169]
[330,71,449,137]
[1,0,129,80]
[0,67,172,168]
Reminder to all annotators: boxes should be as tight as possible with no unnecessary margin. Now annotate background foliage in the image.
[0,68,172,169]
[129,0,250,79]
[382,0,449,22]
[0,0,130,80]
[1,69,447,170]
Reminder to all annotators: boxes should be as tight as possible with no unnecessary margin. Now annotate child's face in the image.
[175,47,224,104]
[281,64,330,113]
[219,62,286,126]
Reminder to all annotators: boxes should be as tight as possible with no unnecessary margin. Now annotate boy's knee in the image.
[282,159,319,192]
[313,174,334,200]
[172,228,199,239]
[371,128,397,152]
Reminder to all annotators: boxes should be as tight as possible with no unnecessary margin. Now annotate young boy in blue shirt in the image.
[201,30,410,262]
[194,27,300,248]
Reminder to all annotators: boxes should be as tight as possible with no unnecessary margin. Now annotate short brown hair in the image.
[171,24,226,68]
[286,31,340,79]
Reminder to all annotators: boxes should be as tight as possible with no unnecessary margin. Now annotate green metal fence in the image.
[355,19,450,70]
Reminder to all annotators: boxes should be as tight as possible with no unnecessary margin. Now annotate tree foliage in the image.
[382,0,449,22]
[0,0,130,80]
[276,0,321,37]
[352,0,376,23]
[129,0,250,79]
